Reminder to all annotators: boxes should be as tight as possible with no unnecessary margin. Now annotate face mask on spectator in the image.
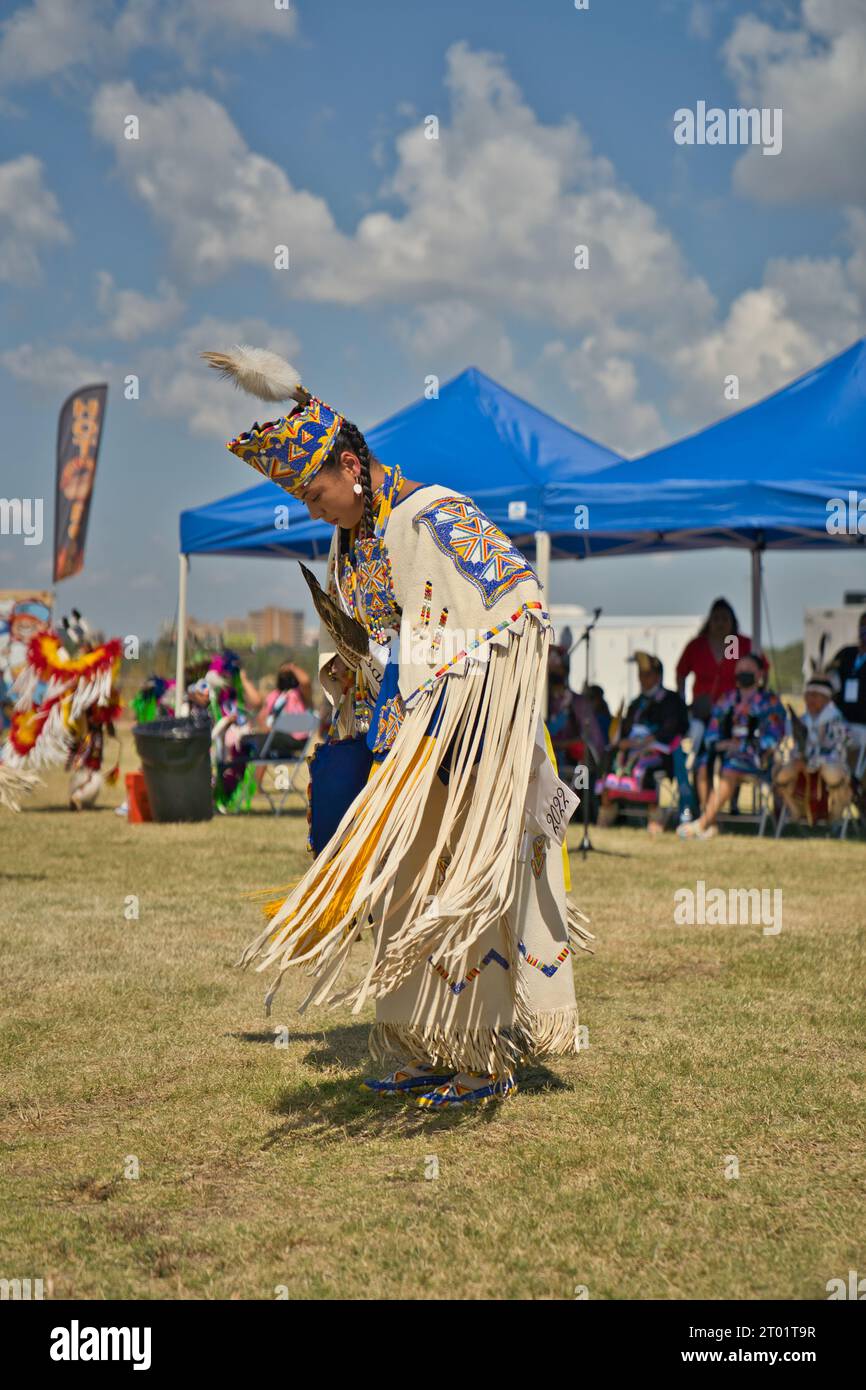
[736,671,757,689]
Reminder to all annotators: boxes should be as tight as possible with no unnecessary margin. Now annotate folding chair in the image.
[714,772,774,836]
[247,710,321,815]
[775,768,828,839]
[775,725,863,841]
[607,736,684,831]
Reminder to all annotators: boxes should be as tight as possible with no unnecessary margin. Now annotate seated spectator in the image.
[241,661,314,764]
[829,610,866,764]
[598,652,688,833]
[588,684,612,744]
[546,646,604,782]
[264,661,312,727]
[774,674,852,826]
[679,651,784,839]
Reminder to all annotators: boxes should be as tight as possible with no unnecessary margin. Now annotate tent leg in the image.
[751,548,762,650]
[535,529,551,599]
[175,553,189,715]
[535,529,551,710]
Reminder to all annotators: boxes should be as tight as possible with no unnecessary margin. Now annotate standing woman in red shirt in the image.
[676,597,752,811]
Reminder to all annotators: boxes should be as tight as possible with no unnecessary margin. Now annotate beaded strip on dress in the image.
[332,463,404,734]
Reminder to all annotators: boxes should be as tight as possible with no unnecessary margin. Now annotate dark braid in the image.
[328,420,376,539]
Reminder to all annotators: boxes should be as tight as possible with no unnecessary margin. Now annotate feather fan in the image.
[299,563,368,669]
[201,345,311,405]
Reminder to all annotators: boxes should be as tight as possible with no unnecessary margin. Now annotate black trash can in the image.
[133,717,213,822]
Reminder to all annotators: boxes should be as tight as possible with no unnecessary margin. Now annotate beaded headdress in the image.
[202,346,344,499]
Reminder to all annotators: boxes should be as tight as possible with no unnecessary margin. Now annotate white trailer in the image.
[804,603,866,675]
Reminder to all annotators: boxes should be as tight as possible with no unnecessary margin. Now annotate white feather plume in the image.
[0,764,40,812]
[201,345,309,404]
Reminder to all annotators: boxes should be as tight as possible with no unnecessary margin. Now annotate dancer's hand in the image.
[327,655,353,691]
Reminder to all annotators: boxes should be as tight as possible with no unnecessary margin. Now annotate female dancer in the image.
[205,347,591,1107]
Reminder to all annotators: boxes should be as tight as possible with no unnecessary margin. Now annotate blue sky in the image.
[0,0,864,644]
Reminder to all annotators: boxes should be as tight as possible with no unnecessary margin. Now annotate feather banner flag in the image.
[53,384,108,582]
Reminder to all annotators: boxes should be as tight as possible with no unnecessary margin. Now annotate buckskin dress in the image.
[238,472,591,1074]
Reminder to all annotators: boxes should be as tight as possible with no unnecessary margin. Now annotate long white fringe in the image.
[238,613,590,1034]
[369,1006,583,1075]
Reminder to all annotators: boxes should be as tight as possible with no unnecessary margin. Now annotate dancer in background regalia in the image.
[4,612,121,810]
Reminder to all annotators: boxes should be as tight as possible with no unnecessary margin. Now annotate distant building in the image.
[159,616,224,649]
[163,607,307,650]
[223,618,253,645]
[223,607,305,647]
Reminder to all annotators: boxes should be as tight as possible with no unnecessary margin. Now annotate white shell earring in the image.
[353,481,363,495]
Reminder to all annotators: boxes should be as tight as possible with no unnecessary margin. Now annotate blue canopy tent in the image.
[174,367,622,701]
[543,338,866,642]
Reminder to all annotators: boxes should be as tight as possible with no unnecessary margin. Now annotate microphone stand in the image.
[567,608,629,860]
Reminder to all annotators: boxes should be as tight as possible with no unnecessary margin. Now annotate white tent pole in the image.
[535,529,551,712]
[535,529,551,602]
[751,546,762,650]
[175,553,189,715]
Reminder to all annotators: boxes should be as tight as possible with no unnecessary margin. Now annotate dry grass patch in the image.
[0,759,863,1299]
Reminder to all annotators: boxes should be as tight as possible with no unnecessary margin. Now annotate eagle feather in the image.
[201,345,311,405]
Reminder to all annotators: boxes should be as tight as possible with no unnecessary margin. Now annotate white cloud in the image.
[0,155,70,284]
[90,81,344,282]
[723,0,866,204]
[0,343,112,393]
[845,208,866,295]
[668,210,866,419]
[96,272,184,340]
[135,315,303,439]
[543,338,667,455]
[0,316,299,441]
[687,1,715,42]
[90,46,716,346]
[669,286,816,418]
[85,45,716,459]
[11,37,862,459]
[0,0,296,86]
[392,302,515,380]
[0,0,103,85]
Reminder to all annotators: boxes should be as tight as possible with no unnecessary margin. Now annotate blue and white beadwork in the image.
[414,496,537,610]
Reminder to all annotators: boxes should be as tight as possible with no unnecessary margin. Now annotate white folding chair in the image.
[248,710,321,815]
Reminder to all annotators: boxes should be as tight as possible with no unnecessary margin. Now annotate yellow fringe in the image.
[257,735,436,956]
[541,721,572,893]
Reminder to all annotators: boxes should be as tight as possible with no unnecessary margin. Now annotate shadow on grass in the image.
[242,804,309,821]
[232,1022,372,1068]
[259,1056,574,1145]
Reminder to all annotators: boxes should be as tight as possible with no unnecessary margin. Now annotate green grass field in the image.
[1,755,864,1301]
